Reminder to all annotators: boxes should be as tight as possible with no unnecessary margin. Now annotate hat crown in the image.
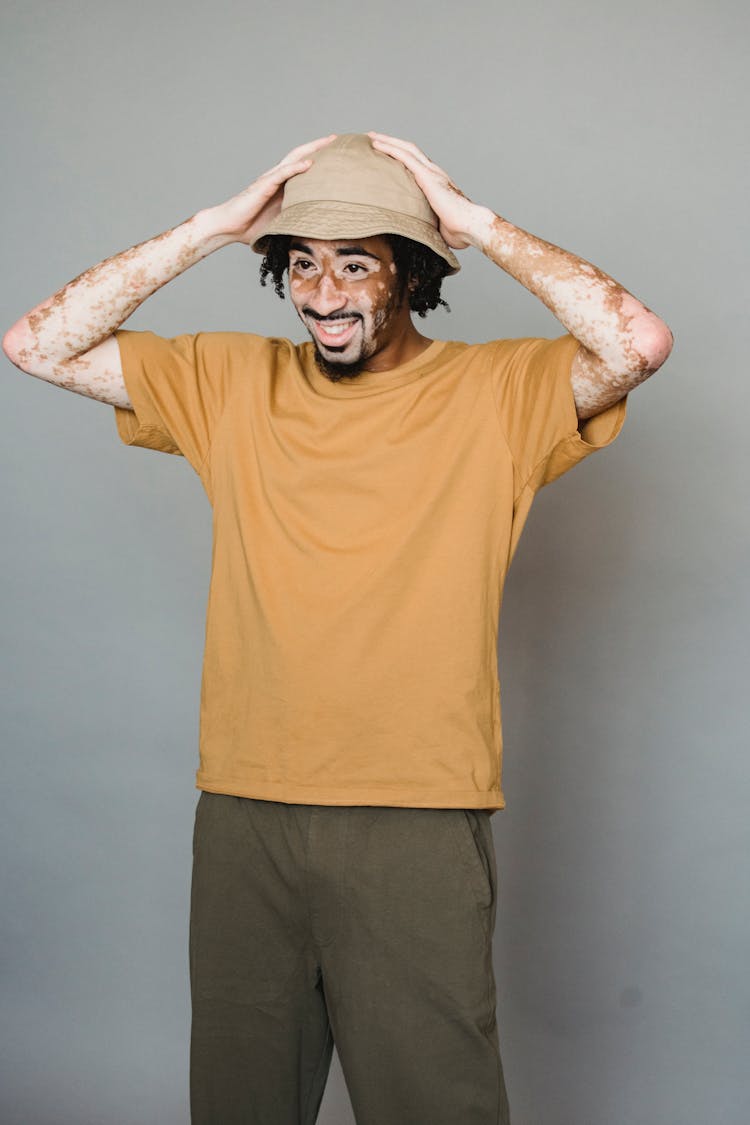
[251,132,461,274]
[282,133,437,226]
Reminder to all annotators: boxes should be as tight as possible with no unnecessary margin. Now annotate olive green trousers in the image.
[189,792,510,1124]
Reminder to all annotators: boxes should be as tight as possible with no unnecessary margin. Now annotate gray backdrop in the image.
[2,1,747,1122]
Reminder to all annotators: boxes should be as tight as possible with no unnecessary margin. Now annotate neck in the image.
[363,316,433,373]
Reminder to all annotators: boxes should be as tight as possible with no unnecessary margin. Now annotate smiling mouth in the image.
[310,317,361,349]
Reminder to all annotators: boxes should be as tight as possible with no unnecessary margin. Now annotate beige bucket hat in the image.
[252,133,461,274]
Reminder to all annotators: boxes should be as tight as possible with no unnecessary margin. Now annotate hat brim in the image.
[252,200,461,275]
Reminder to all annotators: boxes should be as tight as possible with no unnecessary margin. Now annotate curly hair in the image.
[259,233,451,317]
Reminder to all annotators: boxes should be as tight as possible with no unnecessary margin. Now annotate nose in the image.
[308,271,348,317]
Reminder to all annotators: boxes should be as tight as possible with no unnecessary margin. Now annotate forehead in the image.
[289,235,393,260]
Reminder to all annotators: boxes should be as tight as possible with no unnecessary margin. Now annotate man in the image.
[3,132,672,1124]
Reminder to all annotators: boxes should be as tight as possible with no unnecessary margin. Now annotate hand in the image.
[206,135,337,246]
[367,132,482,250]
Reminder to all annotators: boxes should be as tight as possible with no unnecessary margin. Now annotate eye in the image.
[291,257,314,271]
[343,262,367,275]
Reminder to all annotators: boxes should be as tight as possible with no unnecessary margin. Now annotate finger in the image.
[268,158,315,184]
[368,131,419,151]
[280,134,337,165]
[368,132,433,167]
[369,139,446,182]
[368,136,420,162]
[254,158,314,194]
[369,137,435,177]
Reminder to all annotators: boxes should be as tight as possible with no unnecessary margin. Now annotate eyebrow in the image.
[289,241,381,262]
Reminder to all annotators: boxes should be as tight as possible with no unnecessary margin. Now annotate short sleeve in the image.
[113,330,231,473]
[491,333,628,501]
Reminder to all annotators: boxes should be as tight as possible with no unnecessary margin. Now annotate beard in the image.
[301,309,369,382]
[312,345,369,382]
[302,284,405,382]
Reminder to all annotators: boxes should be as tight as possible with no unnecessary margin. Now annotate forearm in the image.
[365,132,673,400]
[466,206,673,374]
[4,208,233,374]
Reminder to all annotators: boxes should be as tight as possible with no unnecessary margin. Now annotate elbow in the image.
[2,325,19,364]
[617,297,674,377]
[3,320,40,373]
[638,317,674,374]
[3,322,28,368]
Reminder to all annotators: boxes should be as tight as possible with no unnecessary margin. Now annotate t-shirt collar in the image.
[301,339,448,398]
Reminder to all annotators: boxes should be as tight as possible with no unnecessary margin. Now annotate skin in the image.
[286,236,431,380]
[1,135,340,406]
[3,130,673,419]
[368,131,674,419]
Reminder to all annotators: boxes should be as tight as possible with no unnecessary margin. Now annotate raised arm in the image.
[2,136,336,408]
[368,132,674,420]
[2,217,231,409]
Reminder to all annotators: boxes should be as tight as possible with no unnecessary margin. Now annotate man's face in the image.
[287,236,410,380]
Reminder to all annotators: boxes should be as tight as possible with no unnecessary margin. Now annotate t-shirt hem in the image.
[195,773,506,811]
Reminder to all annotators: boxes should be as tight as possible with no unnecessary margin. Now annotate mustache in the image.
[303,308,363,323]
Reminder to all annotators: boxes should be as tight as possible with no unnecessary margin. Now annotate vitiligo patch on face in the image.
[287,237,411,380]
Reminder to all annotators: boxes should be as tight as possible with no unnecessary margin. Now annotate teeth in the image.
[318,321,354,335]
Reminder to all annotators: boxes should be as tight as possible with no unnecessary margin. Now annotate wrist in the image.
[192,207,239,252]
[463,204,498,251]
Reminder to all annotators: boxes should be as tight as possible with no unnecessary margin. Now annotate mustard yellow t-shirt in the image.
[113,330,627,810]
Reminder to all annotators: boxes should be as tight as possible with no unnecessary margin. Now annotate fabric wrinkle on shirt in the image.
[113,328,627,811]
